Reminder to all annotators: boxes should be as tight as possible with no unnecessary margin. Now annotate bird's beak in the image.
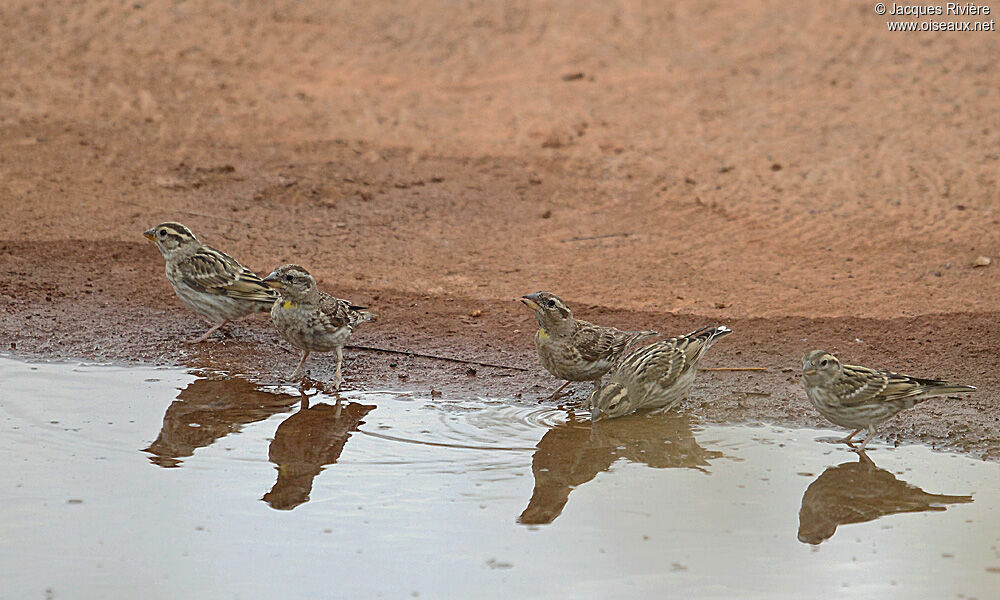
[802,367,817,375]
[520,294,541,311]
[590,407,602,422]
[262,273,281,289]
[143,228,156,241]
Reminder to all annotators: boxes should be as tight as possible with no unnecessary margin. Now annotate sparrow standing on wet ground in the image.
[143,222,278,343]
[263,264,375,389]
[587,325,732,421]
[801,350,976,452]
[520,291,657,399]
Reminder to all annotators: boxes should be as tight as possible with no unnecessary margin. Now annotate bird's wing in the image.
[618,326,727,387]
[833,365,932,406]
[572,321,653,363]
[178,246,277,303]
[317,294,356,330]
[620,341,689,389]
[318,293,374,330]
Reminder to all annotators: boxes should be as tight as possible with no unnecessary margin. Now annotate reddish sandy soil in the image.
[2,2,999,456]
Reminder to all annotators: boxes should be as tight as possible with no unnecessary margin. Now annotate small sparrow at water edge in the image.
[263,264,375,389]
[143,222,277,343]
[520,291,657,399]
[801,350,975,452]
[587,325,732,421]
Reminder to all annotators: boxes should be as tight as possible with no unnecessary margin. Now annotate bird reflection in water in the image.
[518,412,723,525]
[262,395,375,510]
[797,451,973,545]
[143,376,300,467]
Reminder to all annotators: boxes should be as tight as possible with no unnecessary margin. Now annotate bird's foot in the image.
[853,448,875,464]
[837,428,864,446]
[539,384,572,403]
[538,393,566,404]
[185,332,214,345]
[186,320,228,344]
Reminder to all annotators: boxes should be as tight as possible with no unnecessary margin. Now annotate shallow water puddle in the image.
[2,357,999,599]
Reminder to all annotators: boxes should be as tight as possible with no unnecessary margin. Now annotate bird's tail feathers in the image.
[683,324,733,347]
[921,381,976,396]
[252,290,280,310]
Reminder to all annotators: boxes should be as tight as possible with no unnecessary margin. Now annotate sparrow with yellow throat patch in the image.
[263,264,375,389]
[520,291,657,399]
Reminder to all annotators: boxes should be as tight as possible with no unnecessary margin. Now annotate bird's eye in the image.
[285,275,294,283]
[545,299,555,308]
[820,359,829,368]
[157,229,166,238]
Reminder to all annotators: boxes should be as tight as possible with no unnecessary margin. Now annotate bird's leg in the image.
[540,381,572,402]
[188,319,230,344]
[852,425,879,453]
[556,379,599,411]
[291,351,310,380]
[839,428,863,446]
[333,347,344,391]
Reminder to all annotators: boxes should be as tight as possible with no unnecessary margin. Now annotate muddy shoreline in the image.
[3,240,998,459]
[2,2,999,459]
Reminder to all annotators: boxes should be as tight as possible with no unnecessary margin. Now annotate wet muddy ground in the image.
[3,2,1000,596]
[3,244,999,458]
[2,1,999,457]
[3,357,999,599]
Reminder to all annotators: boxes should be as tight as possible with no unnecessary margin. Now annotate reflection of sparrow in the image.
[143,222,278,343]
[263,400,375,510]
[143,377,299,467]
[798,453,972,545]
[520,291,656,399]
[518,413,722,525]
[264,264,375,389]
[802,350,976,450]
[587,325,731,421]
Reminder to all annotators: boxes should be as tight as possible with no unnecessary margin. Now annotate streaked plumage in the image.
[144,222,278,343]
[586,325,732,421]
[263,264,375,389]
[802,350,976,451]
[520,291,657,399]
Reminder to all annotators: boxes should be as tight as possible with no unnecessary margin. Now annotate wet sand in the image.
[2,1,999,456]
